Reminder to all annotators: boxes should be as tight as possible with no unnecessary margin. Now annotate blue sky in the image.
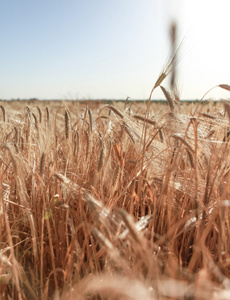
[1,0,230,100]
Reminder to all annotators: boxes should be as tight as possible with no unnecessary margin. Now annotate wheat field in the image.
[0,92,230,299]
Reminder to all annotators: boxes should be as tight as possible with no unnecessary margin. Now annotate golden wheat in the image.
[0,98,229,300]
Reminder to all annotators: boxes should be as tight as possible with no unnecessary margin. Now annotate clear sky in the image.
[0,0,230,100]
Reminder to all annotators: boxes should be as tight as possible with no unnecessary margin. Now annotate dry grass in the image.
[0,96,230,300]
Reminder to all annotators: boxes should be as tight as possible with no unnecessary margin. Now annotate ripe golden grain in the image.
[0,99,229,300]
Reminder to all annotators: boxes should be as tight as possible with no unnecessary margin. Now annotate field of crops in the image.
[0,95,230,299]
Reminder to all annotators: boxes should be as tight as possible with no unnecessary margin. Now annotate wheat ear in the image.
[0,105,5,122]
[100,105,124,119]
[160,86,175,112]
[40,153,45,175]
[65,109,70,140]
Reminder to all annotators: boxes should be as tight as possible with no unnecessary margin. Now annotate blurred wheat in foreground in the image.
[0,95,230,300]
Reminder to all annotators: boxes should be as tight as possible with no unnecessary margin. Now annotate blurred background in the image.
[0,0,230,101]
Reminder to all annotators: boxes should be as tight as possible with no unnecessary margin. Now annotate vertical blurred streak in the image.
[164,0,183,88]
[170,21,177,91]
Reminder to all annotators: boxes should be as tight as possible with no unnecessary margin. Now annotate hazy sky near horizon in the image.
[1,0,230,100]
